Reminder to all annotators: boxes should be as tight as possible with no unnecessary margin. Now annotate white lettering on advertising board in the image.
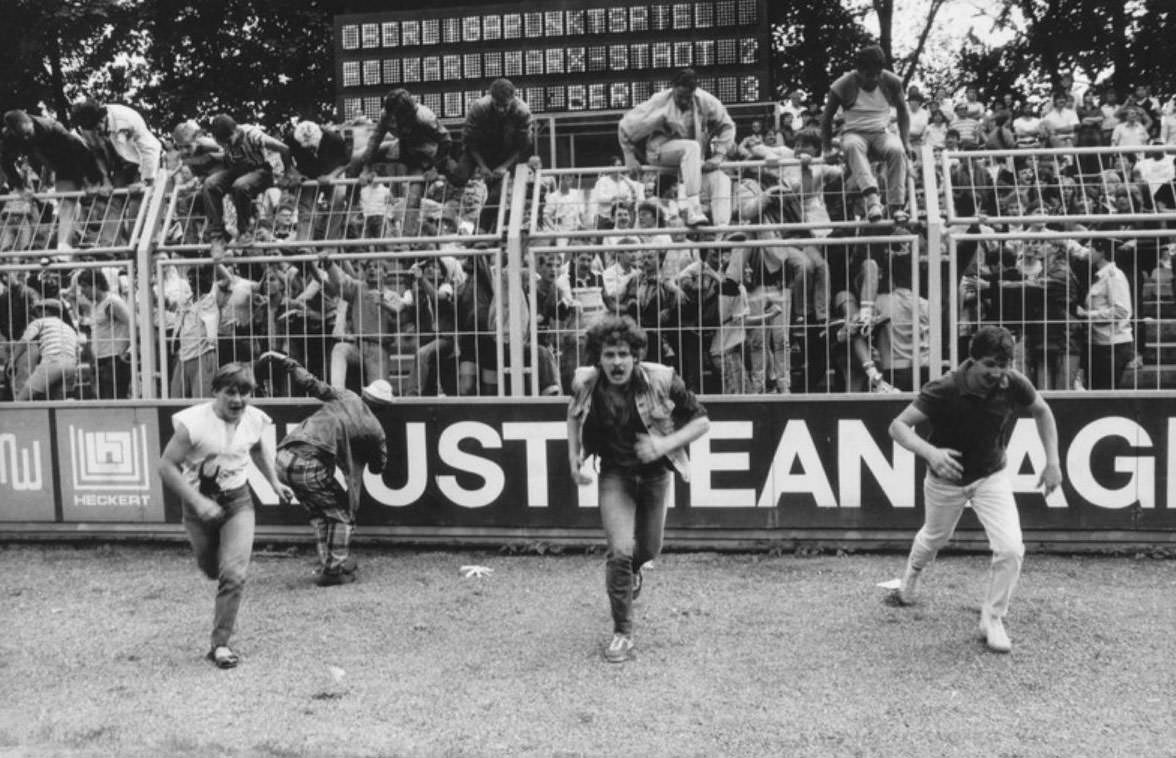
[254,414,1172,511]
[0,434,43,491]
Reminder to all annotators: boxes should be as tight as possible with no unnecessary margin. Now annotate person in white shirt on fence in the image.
[618,68,736,227]
[70,98,162,249]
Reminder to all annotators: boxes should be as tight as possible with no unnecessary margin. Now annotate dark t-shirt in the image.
[912,359,1037,484]
[584,371,706,473]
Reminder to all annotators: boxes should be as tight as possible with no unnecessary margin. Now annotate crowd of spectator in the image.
[1,50,1175,402]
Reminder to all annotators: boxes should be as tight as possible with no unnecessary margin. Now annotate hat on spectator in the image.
[33,298,63,315]
[361,379,395,406]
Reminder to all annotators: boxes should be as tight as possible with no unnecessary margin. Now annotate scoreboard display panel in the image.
[335,0,771,122]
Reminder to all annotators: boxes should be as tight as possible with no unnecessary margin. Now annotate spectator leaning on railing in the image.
[1,109,106,253]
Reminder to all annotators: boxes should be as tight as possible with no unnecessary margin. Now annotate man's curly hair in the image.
[584,315,647,366]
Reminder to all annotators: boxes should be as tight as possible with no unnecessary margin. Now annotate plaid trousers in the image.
[276,447,354,571]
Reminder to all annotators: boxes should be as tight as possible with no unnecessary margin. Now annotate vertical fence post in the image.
[133,171,171,400]
[505,166,531,396]
[920,143,944,379]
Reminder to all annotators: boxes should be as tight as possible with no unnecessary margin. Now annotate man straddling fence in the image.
[202,114,290,255]
[618,68,735,228]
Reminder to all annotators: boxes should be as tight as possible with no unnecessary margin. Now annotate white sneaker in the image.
[865,196,884,222]
[604,633,634,663]
[979,612,1012,653]
[896,562,920,605]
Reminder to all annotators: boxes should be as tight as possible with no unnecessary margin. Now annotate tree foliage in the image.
[768,2,875,103]
[956,0,1176,98]
[0,0,144,123]
[139,0,342,132]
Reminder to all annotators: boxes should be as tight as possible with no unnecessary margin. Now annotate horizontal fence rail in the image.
[0,145,1173,402]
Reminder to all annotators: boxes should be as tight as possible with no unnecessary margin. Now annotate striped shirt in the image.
[21,316,79,363]
[223,125,272,169]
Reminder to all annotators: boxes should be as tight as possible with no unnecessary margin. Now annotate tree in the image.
[138,0,343,132]
[953,0,1176,99]
[0,0,144,123]
[769,2,875,104]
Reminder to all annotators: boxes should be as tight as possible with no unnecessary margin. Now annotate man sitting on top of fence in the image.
[618,68,735,228]
[820,44,911,224]
[202,114,289,255]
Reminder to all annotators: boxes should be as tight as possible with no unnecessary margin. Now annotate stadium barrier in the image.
[2,147,1175,546]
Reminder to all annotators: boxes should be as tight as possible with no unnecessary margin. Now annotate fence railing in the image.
[2,142,1175,402]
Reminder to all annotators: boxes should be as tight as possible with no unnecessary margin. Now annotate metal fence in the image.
[938,144,1176,390]
[1,258,140,400]
[3,143,1175,402]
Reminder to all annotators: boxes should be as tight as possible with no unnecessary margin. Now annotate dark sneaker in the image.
[604,633,634,663]
[316,563,358,586]
[632,567,643,600]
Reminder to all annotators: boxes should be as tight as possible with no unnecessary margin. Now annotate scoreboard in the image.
[334,0,772,122]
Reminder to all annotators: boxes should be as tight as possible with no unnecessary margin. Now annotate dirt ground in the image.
[1,543,1174,758]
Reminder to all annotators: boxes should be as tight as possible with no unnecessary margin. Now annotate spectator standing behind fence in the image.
[170,261,230,398]
[821,45,911,224]
[75,268,132,398]
[322,252,413,394]
[203,115,289,256]
[70,98,161,249]
[10,297,78,400]
[158,362,293,670]
[260,350,389,586]
[1076,239,1134,389]
[566,315,710,663]
[618,68,736,227]
[281,120,350,242]
[888,325,1062,654]
[1039,93,1080,148]
[1,110,106,253]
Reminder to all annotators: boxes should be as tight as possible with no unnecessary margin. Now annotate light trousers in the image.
[907,470,1024,619]
[648,139,732,225]
[840,130,908,208]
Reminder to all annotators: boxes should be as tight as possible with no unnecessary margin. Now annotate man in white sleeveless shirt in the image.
[159,362,293,669]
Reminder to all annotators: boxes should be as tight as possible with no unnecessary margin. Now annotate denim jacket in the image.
[569,362,691,482]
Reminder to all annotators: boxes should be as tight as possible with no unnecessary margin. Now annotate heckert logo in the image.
[68,423,152,507]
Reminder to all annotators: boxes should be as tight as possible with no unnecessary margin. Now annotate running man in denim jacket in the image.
[567,315,710,663]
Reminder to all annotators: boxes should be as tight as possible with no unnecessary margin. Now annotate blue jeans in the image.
[183,485,255,648]
[599,466,671,635]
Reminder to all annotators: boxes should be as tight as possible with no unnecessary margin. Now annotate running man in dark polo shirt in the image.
[887,325,1061,653]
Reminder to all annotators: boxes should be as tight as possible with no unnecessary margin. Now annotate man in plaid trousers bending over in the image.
[259,351,390,585]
